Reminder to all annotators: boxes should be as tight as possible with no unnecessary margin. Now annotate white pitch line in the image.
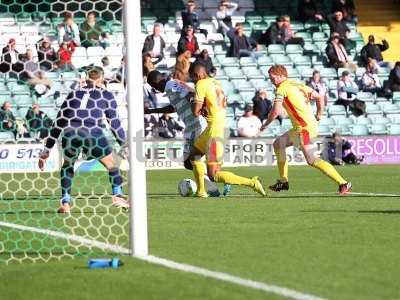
[0,221,326,300]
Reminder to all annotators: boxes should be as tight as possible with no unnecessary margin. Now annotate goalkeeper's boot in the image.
[252,177,267,197]
[223,184,232,196]
[269,180,289,192]
[112,195,130,210]
[339,182,352,195]
[58,195,72,214]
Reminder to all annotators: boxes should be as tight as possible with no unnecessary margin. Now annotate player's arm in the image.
[192,81,206,117]
[104,92,126,146]
[38,93,71,171]
[260,100,283,131]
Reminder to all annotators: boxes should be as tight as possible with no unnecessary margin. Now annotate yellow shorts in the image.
[193,125,225,165]
[288,126,318,148]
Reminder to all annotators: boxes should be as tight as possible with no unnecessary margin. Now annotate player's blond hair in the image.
[268,65,288,78]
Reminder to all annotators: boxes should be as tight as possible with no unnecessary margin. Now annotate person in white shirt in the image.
[101,56,115,82]
[307,70,328,106]
[142,23,166,64]
[58,13,80,48]
[360,58,382,94]
[237,104,262,138]
[216,1,239,35]
[336,71,365,116]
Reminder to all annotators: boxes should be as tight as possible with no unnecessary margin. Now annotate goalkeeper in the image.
[38,67,129,213]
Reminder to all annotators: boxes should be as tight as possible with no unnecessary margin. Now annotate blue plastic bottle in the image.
[88,258,122,269]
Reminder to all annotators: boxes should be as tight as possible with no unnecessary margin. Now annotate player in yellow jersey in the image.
[260,65,352,195]
[187,64,266,198]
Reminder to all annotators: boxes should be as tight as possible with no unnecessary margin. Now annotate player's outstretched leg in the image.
[269,133,291,192]
[58,161,74,213]
[302,145,352,195]
[100,154,129,209]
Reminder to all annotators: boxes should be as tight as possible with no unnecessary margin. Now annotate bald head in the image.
[191,64,208,82]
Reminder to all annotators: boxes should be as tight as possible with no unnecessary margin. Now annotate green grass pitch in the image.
[1,165,400,300]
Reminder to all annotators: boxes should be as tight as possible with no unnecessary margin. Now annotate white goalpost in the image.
[124,0,149,257]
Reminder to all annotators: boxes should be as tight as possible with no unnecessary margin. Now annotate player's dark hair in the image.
[87,11,97,17]
[87,67,104,80]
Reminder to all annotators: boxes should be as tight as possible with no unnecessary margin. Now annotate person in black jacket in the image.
[297,0,324,22]
[325,33,356,71]
[37,37,57,71]
[258,16,285,46]
[331,0,357,23]
[383,61,400,95]
[360,35,390,68]
[193,49,216,76]
[326,133,363,165]
[327,11,355,51]
[181,1,208,37]
[227,23,259,58]
[142,23,166,64]
[25,104,53,139]
[0,39,23,76]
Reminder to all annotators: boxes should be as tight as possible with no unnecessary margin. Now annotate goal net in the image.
[0,0,143,264]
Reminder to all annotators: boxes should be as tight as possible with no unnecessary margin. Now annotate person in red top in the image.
[58,42,74,71]
[177,25,200,56]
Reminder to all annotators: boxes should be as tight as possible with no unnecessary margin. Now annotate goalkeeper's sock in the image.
[109,169,123,195]
[60,164,74,204]
[214,171,253,187]
[192,160,206,195]
[311,158,347,185]
[275,148,288,182]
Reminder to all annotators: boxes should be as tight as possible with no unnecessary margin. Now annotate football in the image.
[178,179,197,197]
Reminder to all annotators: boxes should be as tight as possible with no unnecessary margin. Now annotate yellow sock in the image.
[191,160,206,195]
[275,149,288,182]
[312,158,347,185]
[214,171,253,187]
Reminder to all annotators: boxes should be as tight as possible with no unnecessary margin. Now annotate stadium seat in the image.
[220,80,235,96]
[0,131,15,140]
[354,116,372,125]
[319,124,332,136]
[87,46,105,58]
[239,91,255,103]
[351,124,369,136]
[250,79,273,91]
[239,57,257,67]
[328,105,347,116]
[271,54,293,66]
[242,67,264,79]
[333,124,352,135]
[393,92,400,103]
[294,32,312,42]
[267,44,285,54]
[369,124,387,135]
[224,67,246,80]
[285,44,303,55]
[331,115,353,126]
[382,103,400,114]
[319,68,337,79]
[388,113,400,124]
[290,56,311,67]
[231,79,255,92]
[218,57,240,67]
[297,66,314,79]
[387,124,400,135]
[13,95,32,107]
[372,116,391,125]
[365,103,383,115]
[257,56,274,66]
[356,92,375,103]
[319,117,335,127]
[312,32,328,43]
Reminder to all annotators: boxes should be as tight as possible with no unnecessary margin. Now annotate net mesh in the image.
[0,0,130,264]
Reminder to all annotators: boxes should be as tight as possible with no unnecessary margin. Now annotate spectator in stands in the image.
[360,35,390,68]
[177,25,200,56]
[336,70,365,116]
[327,11,355,51]
[331,0,357,23]
[58,42,74,71]
[142,53,155,77]
[101,57,115,82]
[360,59,382,94]
[58,13,80,49]
[176,50,192,81]
[383,61,400,94]
[193,49,216,76]
[227,23,259,58]
[25,104,53,139]
[115,57,125,84]
[0,38,22,76]
[307,70,328,106]
[216,1,239,35]
[158,113,184,139]
[326,132,364,165]
[259,16,285,46]
[182,1,208,37]
[142,23,166,65]
[37,37,57,71]
[20,49,39,81]
[252,89,272,122]
[281,15,305,47]
[0,101,16,134]
[297,0,324,22]
[326,33,356,71]
[28,71,54,98]
[237,104,262,138]
[80,11,103,48]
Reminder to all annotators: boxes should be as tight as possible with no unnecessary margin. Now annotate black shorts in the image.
[62,129,112,161]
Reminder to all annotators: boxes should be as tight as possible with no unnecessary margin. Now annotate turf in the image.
[1,165,400,300]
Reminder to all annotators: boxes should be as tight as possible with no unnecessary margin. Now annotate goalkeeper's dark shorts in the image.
[62,128,112,161]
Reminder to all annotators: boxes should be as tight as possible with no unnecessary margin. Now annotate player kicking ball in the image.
[38,67,129,213]
[260,65,352,195]
[146,69,230,197]
[188,64,266,198]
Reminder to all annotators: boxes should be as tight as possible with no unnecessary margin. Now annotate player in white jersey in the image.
[146,70,230,196]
